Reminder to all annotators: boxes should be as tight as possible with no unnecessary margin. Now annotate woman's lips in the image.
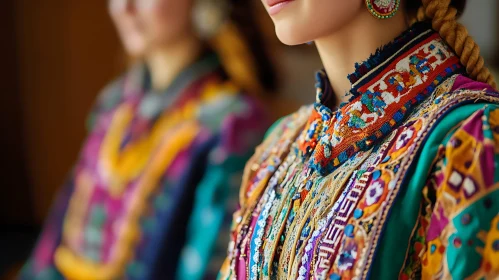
[265,0,294,16]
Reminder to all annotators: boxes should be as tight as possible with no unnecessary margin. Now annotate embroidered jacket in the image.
[219,23,499,279]
[21,52,270,280]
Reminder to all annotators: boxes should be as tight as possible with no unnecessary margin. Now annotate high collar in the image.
[299,22,465,176]
[122,51,223,120]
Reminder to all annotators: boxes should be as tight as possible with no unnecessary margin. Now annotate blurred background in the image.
[0,0,498,278]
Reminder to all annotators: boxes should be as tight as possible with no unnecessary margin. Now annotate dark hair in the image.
[226,0,278,94]
[209,0,277,97]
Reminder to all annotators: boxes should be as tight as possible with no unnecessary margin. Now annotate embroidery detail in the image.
[301,31,462,176]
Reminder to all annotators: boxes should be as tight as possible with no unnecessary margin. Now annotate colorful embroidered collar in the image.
[298,22,464,176]
[96,51,222,122]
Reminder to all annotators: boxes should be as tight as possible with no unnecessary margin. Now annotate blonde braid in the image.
[417,0,497,89]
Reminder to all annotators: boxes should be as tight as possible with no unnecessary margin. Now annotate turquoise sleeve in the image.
[264,116,285,140]
[370,103,496,279]
[175,149,252,280]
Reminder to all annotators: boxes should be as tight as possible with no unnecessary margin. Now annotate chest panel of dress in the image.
[314,120,423,279]
[54,93,204,278]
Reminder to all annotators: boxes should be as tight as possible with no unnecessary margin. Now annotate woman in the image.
[21,0,275,279]
[220,0,499,279]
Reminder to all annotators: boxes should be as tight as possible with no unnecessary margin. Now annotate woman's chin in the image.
[275,25,311,46]
[123,42,147,58]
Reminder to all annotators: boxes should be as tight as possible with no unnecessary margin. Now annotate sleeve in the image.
[19,176,74,280]
[175,97,269,280]
[421,104,499,279]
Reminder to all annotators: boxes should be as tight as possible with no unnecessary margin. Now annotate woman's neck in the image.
[315,9,408,103]
[146,32,203,91]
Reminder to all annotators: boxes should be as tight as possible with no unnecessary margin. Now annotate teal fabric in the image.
[369,103,489,279]
[264,116,286,140]
[176,150,253,280]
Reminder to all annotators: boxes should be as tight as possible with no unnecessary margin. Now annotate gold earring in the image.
[365,0,400,19]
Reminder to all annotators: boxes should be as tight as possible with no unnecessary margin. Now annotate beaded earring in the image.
[365,0,400,19]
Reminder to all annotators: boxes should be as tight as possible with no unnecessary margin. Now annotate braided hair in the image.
[408,0,497,89]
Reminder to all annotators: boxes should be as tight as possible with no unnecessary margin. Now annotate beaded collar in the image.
[298,22,464,176]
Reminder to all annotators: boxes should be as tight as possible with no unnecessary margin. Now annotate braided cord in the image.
[418,0,497,89]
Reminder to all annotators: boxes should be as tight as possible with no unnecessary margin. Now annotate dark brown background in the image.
[0,1,122,276]
[1,1,122,226]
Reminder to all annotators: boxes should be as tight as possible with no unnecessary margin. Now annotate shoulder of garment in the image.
[373,74,499,280]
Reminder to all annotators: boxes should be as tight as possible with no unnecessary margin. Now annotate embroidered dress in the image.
[21,52,269,280]
[219,23,499,280]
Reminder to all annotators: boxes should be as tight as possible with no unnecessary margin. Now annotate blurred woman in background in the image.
[20,0,276,279]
